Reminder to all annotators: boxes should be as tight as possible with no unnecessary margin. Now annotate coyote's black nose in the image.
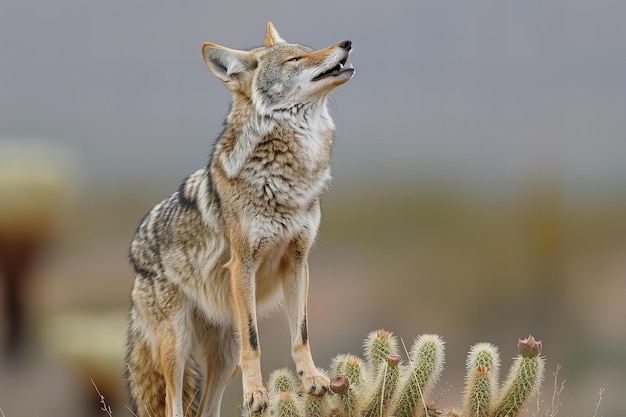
[339,40,352,51]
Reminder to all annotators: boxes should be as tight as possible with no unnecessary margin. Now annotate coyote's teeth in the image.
[312,56,354,81]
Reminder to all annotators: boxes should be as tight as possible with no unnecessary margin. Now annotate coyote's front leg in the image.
[228,247,268,412]
[283,242,330,395]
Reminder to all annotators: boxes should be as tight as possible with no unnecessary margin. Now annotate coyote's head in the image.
[202,22,354,114]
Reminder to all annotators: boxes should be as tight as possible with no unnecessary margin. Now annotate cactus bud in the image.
[329,375,350,394]
[517,335,542,358]
[387,354,401,366]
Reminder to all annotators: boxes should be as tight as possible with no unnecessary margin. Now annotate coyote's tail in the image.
[125,326,200,417]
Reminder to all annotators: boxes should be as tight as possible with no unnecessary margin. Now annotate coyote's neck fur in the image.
[215,96,334,183]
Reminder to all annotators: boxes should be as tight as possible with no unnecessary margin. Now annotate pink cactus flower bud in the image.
[517,335,542,358]
[387,354,401,366]
[330,374,350,394]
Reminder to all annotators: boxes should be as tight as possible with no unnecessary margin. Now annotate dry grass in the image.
[534,365,565,417]
[533,365,604,417]
[92,379,113,417]
[592,389,604,417]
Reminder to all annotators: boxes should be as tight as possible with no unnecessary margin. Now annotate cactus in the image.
[269,368,298,394]
[361,354,401,417]
[393,334,445,417]
[462,343,500,417]
[331,354,365,388]
[363,330,398,381]
[273,392,302,417]
[491,336,544,417]
[303,369,332,417]
[330,355,364,417]
[242,331,545,417]
[303,392,331,417]
[267,369,301,417]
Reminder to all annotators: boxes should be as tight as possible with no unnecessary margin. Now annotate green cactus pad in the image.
[362,355,401,417]
[363,330,398,381]
[492,354,544,417]
[303,393,330,417]
[462,343,499,417]
[269,368,298,394]
[272,392,302,417]
[393,334,445,417]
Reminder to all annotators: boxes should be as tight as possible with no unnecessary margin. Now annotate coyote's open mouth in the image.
[312,56,354,81]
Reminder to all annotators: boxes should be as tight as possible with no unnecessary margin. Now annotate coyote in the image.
[126,22,354,417]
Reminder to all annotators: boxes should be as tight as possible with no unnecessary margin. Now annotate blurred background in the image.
[1,0,625,415]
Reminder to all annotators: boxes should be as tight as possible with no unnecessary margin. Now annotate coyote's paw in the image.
[301,373,330,395]
[244,388,268,413]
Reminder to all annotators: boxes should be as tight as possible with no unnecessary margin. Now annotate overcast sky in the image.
[2,0,625,194]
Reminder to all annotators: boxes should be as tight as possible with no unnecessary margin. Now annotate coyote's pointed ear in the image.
[202,43,257,86]
[263,21,286,46]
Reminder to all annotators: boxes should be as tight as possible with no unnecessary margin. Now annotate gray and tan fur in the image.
[126,22,354,417]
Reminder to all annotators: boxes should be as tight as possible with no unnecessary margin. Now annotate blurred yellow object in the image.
[41,308,127,381]
[0,140,77,240]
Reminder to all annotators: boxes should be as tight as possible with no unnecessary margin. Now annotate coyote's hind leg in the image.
[195,323,239,417]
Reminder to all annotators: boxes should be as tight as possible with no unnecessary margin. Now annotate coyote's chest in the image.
[215,122,332,242]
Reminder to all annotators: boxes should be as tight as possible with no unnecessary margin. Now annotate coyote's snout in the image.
[126,22,354,417]
[311,41,353,81]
